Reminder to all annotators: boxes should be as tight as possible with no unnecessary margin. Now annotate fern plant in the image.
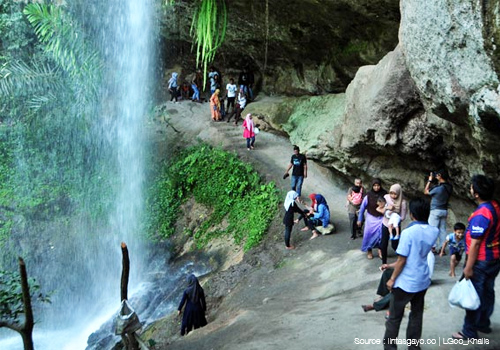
[23,3,102,102]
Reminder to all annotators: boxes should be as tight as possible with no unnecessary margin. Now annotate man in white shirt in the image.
[225,78,238,113]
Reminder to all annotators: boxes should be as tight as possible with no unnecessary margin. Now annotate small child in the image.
[440,222,466,277]
[376,197,400,240]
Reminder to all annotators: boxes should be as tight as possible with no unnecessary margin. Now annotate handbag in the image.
[448,278,481,310]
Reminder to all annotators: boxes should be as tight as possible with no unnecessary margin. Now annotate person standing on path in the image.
[452,175,500,340]
[347,178,365,240]
[242,113,256,150]
[209,89,222,121]
[226,88,247,125]
[177,274,208,336]
[358,178,387,259]
[191,69,203,102]
[424,169,453,252]
[380,184,407,264]
[283,190,305,250]
[283,145,307,198]
[168,72,179,102]
[381,198,439,350]
[225,78,238,113]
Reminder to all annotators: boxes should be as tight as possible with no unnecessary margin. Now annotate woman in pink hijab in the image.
[242,113,255,150]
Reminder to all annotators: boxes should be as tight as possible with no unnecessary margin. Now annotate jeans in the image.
[428,208,447,248]
[191,84,200,101]
[384,287,427,350]
[380,224,399,264]
[462,259,500,338]
[291,175,304,197]
[246,136,255,149]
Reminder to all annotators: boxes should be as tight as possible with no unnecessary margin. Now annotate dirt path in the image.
[154,98,500,350]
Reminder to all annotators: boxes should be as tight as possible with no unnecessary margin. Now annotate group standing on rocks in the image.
[166,72,500,346]
[277,146,500,347]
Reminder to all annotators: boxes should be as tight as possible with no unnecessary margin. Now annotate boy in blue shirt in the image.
[439,222,466,277]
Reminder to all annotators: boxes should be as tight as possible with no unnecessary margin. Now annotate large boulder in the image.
[252,2,500,201]
[398,0,500,186]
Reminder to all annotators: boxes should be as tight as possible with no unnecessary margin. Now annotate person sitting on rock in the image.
[296,194,331,240]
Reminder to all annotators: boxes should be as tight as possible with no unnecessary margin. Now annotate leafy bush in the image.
[146,144,279,251]
[0,268,49,324]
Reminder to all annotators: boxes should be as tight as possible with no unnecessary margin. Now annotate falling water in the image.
[1,0,154,349]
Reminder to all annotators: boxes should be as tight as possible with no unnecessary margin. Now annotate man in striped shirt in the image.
[453,175,500,340]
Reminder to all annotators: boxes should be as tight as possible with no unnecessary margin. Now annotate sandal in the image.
[452,332,468,340]
[362,305,374,312]
[367,252,374,260]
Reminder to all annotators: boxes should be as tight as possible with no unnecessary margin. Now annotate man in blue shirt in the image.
[380,198,439,350]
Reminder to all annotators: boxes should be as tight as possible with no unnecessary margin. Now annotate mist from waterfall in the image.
[0,0,154,348]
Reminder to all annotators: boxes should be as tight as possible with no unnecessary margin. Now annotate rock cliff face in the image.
[163,1,500,200]
[245,1,500,201]
[161,0,400,94]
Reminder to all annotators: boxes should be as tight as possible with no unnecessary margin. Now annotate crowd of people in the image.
[277,144,500,346]
[167,86,500,344]
[167,66,254,126]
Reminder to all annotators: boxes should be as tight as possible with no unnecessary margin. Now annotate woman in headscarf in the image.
[300,194,331,240]
[242,113,255,150]
[283,190,305,250]
[168,72,179,102]
[357,178,387,259]
[177,274,208,336]
[379,183,407,264]
[209,89,222,121]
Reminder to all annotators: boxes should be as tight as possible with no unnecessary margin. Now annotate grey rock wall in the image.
[161,0,400,95]
[257,1,500,200]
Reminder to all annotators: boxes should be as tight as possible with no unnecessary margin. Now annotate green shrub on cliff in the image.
[147,144,279,251]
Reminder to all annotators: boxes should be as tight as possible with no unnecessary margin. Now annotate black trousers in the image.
[284,225,293,247]
[348,213,360,239]
[304,216,322,231]
[384,287,427,350]
[380,224,400,264]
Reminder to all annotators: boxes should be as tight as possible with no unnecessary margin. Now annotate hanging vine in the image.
[190,0,227,86]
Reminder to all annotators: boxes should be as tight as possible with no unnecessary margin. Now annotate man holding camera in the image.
[424,169,453,252]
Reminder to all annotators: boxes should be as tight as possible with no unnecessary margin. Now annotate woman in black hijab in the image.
[177,274,207,335]
[357,178,387,259]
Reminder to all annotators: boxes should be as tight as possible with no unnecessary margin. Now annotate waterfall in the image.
[0,0,154,348]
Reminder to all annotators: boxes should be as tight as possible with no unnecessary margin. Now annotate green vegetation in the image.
[147,144,279,251]
[0,268,49,324]
[0,3,113,261]
[190,0,227,85]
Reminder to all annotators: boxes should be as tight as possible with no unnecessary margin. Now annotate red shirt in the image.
[466,200,500,261]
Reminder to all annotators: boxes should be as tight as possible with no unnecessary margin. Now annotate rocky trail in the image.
[149,97,500,350]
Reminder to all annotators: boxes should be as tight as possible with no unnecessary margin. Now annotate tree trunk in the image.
[120,243,139,350]
[19,257,34,350]
[120,242,130,301]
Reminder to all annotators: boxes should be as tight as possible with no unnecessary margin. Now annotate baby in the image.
[376,197,401,240]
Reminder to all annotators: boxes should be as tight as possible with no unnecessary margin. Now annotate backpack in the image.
[350,187,363,206]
